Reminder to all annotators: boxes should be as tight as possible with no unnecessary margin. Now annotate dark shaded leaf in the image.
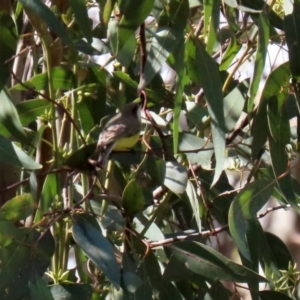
[50,284,93,300]
[204,281,233,300]
[29,276,54,300]
[168,241,267,283]
[0,88,30,144]
[0,229,54,299]
[0,11,17,90]
[192,40,226,186]
[72,214,121,288]
[252,62,290,158]
[258,291,294,300]
[123,179,145,216]
[0,135,42,169]
[70,0,93,44]
[18,0,72,46]
[228,179,275,260]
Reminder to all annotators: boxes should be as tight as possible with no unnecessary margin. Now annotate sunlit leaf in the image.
[11,67,75,91]
[163,161,188,194]
[0,194,34,221]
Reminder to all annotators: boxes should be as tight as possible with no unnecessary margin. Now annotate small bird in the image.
[88,99,145,169]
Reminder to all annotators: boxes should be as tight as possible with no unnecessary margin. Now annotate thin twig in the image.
[11,70,86,145]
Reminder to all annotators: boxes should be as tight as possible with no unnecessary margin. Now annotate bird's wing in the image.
[97,123,128,147]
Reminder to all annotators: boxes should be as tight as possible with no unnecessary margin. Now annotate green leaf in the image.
[50,284,93,300]
[0,229,54,299]
[140,0,189,87]
[163,161,188,194]
[0,87,30,144]
[223,87,245,132]
[220,36,241,71]
[34,173,58,222]
[168,241,267,283]
[258,291,294,300]
[70,0,93,44]
[179,133,214,169]
[72,214,121,288]
[29,276,54,300]
[267,95,298,210]
[123,179,145,216]
[186,180,201,231]
[252,62,290,158]
[103,0,117,25]
[0,11,17,90]
[265,232,293,271]
[123,272,143,293]
[228,179,275,260]
[158,281,183,300]
[284,1,300,78]
[64,143,96,170]
[193,40,226,186]
[0,221,26,247]
[248,7,270,111]
[134,213,165,241]
[204,0,220,55]
[118,0,154,53]
[16,99,51,126]
[0,135,42,169]
[172,36,186,154]
[0,194,34,221]
[18,0,72,46]
[11,67,75,91]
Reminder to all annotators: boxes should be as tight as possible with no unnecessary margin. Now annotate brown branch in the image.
[148,225,229,248]
[0,167,71,193]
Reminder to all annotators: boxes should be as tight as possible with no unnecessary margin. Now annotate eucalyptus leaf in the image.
[163,161,188,194]
[72,214,121,289]
[0,135,41,169]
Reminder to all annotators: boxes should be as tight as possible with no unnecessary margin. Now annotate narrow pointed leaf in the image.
[228,179,275,260]
[194,41,225,186]
[18,0,72,46]
[0,135,42,169]
[248,7,269,111]
[70,0,93,44]
[168,241,267,283]
[0,88,29,144]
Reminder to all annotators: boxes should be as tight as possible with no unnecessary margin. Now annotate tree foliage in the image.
[0,0,299,299]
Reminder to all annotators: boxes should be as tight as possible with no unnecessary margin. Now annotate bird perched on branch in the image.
[88,97,146,169]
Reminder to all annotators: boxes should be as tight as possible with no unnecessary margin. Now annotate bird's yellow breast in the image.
[113,132,141,151]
